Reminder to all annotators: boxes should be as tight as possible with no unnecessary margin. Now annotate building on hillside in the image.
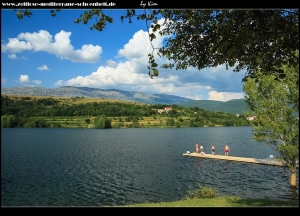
[152,108,165,114]
[165,107,172,112]
[152,107,173,114]
[246,116,256,121]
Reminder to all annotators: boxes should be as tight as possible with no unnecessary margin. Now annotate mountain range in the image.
[1,86,250,114]
[1,86,193,104]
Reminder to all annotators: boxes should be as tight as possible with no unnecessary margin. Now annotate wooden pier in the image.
[182,152,285,167]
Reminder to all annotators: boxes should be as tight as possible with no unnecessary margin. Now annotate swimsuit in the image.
[224,149,228,153]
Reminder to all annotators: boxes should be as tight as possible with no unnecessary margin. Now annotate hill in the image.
[178,99,250,114]
[1,86,249,114]
[1,86,194,105]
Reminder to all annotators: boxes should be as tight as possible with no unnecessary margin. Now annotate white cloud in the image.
[37,65,49,71]
[104,59,117,67]
[8,54,17,59]
[32,80,42,85]
[18,75,41,85]
[208,91,244,102]
[1,30,102,63]
[1,17,238,101]
[118,30,153,59]
[53,59,211,100]
[1,78,7,84]
[1,38,33,53]
[53,24,245,101]
[19,75,30,83]
[117,23,165,74]
[54,80,64,86]
[7,53,28,60]
[118,19,165,61]
[56,61,138,87]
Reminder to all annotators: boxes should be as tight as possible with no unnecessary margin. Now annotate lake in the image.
[1,127,299,206]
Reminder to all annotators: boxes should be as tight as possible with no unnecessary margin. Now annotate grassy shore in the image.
[118,196,299,207]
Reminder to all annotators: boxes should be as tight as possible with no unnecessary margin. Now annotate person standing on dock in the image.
[195,142,199,154]
[224,145,229,156]
[211,144,215,155]
[200,144,203,154]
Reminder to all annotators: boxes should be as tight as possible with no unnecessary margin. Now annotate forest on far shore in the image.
[1,95,251,128]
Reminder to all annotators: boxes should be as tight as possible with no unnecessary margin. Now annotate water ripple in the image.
[1,128,298,206]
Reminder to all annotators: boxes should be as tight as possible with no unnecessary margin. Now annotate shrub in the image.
[88,124,95,129]
[94,114,112,129]
[187,183,217,199]
[113,122,122,128]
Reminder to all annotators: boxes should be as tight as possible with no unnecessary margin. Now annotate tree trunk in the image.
[290,170,297,187]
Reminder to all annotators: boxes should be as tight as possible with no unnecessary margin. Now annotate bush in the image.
[187,183,217,199]
[94,114,111,129]
[112,122,123,128]
[88,124,95,129]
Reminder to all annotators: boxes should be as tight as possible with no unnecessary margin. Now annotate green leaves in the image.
[14,9,299,82]
[151,63,158,67]
[50,9,60,17]
[73,10,114,32]
[149,33,156,41]
[159,49,171,60]
[16,11,23,20]
[14,9,33,19]
[147,54,159,78]
[243,64,299,186]
[152,68,159,76]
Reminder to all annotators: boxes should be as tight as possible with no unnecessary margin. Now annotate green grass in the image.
[118,196,299,207]
[116,184,299,207]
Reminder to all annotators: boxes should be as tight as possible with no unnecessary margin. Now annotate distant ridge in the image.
[1,86,250,114]
[178,99,250,114]
[1,86,194,105]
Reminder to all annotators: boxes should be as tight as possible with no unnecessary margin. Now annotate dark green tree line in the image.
[1,95,250,128]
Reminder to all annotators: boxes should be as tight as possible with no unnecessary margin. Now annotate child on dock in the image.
[211,144,215,155]
[224,145,230,156]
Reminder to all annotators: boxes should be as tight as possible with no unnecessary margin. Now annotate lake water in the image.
[1,127,299,206]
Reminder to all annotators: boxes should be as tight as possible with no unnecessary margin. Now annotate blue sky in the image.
[1,9,247,101]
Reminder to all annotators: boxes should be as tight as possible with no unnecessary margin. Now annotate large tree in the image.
[14,9,299,80]
[243,64,299,187]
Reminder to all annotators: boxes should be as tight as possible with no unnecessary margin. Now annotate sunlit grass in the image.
[119,196,299,207]
[116,184,299,207]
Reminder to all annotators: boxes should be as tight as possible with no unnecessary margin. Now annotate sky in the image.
[1,9,247,101]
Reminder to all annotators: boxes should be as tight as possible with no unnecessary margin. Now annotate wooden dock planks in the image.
[182,152,285,167]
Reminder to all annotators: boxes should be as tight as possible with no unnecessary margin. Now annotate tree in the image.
[131,116,139,128]
[243,64,299,187]
[94,114,112,129]
[1,115,16,128]
[14,9,299,81]
[166,118,175,127]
